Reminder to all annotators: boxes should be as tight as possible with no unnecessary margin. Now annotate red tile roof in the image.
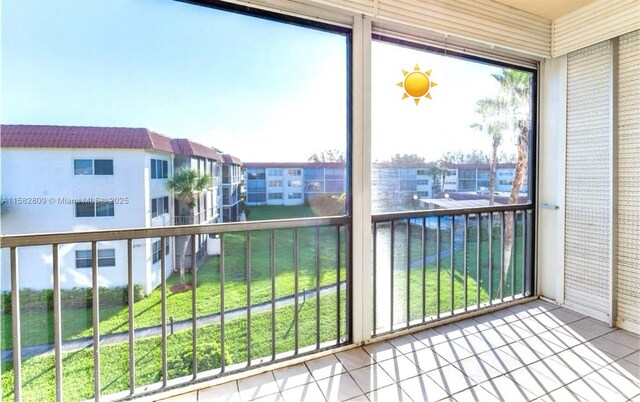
[171,138,221,160]
[0,124,221,160]
[222,154,242,165]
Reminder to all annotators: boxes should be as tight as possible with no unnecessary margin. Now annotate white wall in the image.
[1,148,173,293]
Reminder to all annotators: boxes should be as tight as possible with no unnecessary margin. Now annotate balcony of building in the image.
[1,0,638,401]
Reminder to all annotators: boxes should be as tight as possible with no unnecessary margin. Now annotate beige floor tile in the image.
[404,347,449,373]
[451,333,494,355]
[550,350,600,377]
[362,341,402,362]
[469,328,515,349]
[388,334,427,354]
[450,385,501,402]
[607,358,639,380]
[433,323,469,341]
[198,381,240,401]
[583,369,640,399]
[397,374,449,402]
[476,348,524,374]
[568,318,617,338]
[306,355,347,381]
[451,355,502,383]
[519,334,565,356]
[541,307,585,326]
[569,343,618,367]
[625,350,640,365]
[273,364,314,391]
[526,356,584,385]
[280,382,326,402]
[430,340,474,363]
[535,327,584,350]
[336,348,376,371]
[498,340,548,365]
[238,372,280,401]
[348,364,396,393]
[602,330,640,350]
[412,328,450,347]
[553,324,601,343]
[377,354,423,382]
[479,374,537,401]
[506,366,563,398]
[538,386,589,402]
[566,377,628,402]
[425,363,476,395]
[316,373,363,401]
[453,319,486,335]
[589,336,637,359]
[251,393,284,402]
[365,384,412,402]
[343,395,369,402]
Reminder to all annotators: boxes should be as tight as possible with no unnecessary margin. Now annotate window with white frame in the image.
[75,201,114,217]
[268,193,283,200]
[287,169,302,176]
[151,196,169,218]
[75,249,116,268]
[151,159,169,179]
[268,169,283,176]
[74,159,114,175]
[268,180,282,187]
[288,193,302,199]
[288,180,302,187]
[152,238,171,264]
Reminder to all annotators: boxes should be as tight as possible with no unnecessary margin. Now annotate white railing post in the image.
[351,14,372,344]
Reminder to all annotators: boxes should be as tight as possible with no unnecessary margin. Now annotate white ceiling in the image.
[492,0,599,20]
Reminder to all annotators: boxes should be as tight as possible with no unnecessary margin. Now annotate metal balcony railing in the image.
[371,204,534,336]
[0,217,350,401]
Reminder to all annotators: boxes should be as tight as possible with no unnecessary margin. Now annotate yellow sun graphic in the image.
[397,64,437,105]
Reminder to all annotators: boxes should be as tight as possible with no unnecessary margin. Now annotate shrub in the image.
[307,193,346,216]
[167,341,232,378]
[1,285,145,314]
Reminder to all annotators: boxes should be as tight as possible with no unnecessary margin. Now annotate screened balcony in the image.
[1,0,638,401]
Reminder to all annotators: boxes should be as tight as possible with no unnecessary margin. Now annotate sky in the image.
[2,0,527,163]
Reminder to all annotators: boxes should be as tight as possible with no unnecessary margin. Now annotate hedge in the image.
[1,286,145,314]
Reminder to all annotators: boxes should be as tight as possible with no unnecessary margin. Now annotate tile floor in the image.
[159,300,639,401]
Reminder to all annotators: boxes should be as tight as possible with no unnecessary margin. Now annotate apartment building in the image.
[244,162,346,206]
[221,154,243,221]
[0,125,239,293]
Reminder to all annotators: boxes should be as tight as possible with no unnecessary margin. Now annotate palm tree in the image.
[427,164,448,196]
[493,69,532,292]
[166,167,212,286]
[471,97,507,205]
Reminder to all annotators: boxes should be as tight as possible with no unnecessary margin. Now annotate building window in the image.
[151,159,169,179]
[446,170,457,176]
[268,169,283,176]
[288,180,302,187]
[417,179,429,185]
[75,249,116,268]
[75,201,114,217]
[268,193,283,200]
[74,159,113,175]
[288,193,302,199]
[268,180,282,187]
[306,180,322,192]
[152,240,161,263]
[151,196,169,218]
[287,169,302,176]
[416,169,429,176]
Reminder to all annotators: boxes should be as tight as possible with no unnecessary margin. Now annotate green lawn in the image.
[247,205,319,221]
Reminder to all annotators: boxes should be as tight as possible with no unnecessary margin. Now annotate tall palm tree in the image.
[471,97,507,205]
[493,70,532,292]
[427,164,447,196]
[166,167,212,285]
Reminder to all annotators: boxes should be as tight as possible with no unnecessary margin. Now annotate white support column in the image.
[537,56,567,304]
[351,14,372,344]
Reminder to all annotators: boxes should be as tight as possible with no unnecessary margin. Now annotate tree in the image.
[440,149,490,164]
[426,163,448,195]
[471,97,507,205]
[494,70,532,292]
[166,167,213,286]
[308,149,345,163]
[389,153,425,164]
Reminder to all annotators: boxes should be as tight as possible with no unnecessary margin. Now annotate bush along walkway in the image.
[1,281,347,360]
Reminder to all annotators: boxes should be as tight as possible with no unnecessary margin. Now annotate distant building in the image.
[243,162,346,206]
[221,154,244,221]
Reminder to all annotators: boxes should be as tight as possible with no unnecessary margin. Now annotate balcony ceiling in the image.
[492,0,599,20]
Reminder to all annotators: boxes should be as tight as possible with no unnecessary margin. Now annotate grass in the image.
[247,205,320,221]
